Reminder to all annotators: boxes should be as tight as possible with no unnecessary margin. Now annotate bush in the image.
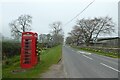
[2,41,21,59]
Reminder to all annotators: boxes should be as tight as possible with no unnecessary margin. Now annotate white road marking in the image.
[77,51,92,55]
[100,63,120,72]
[83,55,93,60]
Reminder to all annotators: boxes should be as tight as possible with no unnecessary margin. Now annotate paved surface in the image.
[62,45,119,78]
[40,60,66,78]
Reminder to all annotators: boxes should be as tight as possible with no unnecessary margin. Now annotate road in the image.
[62,45,119,78]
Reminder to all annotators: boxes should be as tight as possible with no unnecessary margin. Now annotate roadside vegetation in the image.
[0,63,2,79]
[71,45,119,58]
[2,41,20,66]
[2,15,64,79]
[2,14,64,79]
[2,45,62,78]
[65,16,119,59]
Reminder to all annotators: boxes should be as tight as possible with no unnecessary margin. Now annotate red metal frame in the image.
[20,32,38,68]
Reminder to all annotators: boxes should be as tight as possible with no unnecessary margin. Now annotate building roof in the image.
[97,37,119,41]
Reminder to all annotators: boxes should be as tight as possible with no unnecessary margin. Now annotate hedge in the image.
[2,41,21,60]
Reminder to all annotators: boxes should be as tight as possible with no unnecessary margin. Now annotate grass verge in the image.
[71,45,119,58]
[2,45,62,78]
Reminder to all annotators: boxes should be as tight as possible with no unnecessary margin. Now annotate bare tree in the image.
[65,37,72,45]
[49,21,64,45]
[9,14,32,39]
[68,26,84,46]
[49,21,62,35]
[67,16,115,46]
[76,16,115,46]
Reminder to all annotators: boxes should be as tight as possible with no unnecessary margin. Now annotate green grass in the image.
[0,62,2,79]
[71,46,119,58]
[2,45,62,78]
[2,55,20,68]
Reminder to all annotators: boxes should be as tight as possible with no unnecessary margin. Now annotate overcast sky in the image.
[0,0,119,38]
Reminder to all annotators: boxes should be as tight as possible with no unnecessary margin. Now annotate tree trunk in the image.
[23,26,25,32]
[85,39,90,46]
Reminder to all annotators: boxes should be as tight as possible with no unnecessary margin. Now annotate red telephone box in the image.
[20,32,38,68]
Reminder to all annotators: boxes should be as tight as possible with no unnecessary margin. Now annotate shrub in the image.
[2,41,21,60]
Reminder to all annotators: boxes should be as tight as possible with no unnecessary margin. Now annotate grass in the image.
[71,45,119,58]
[2,45,62,78]
[0,62,2,79]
